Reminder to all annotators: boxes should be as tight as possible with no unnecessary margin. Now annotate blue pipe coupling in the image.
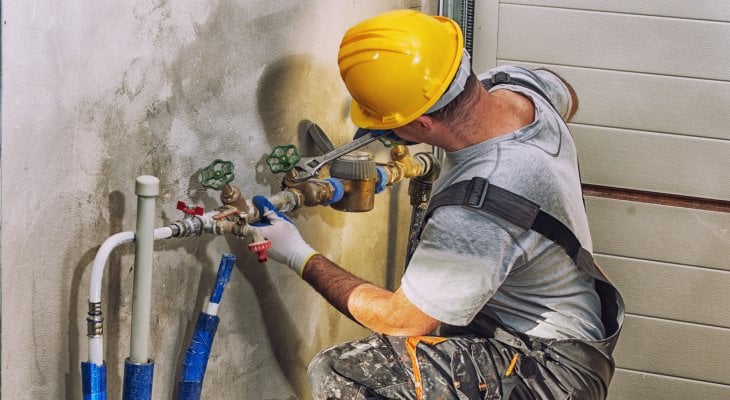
[122,358,155,400]
[81,362,107,400]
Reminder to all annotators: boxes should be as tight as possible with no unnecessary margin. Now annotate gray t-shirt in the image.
[401,65,605,341]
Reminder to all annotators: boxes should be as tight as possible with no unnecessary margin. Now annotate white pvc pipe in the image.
[89,228,174,303]
[87,231,134,366]
[87,227,173,365]
[90,231,136,304]
[129,176,159,364]
[89,337,105,366]
[204,301,220,316]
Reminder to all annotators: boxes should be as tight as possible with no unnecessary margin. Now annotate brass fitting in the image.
[268,189,303,214]
[220,184,248,214]
[282,177,338,208]
[378,144,439,187]
[334,178,376,212]
[215,219,251,238]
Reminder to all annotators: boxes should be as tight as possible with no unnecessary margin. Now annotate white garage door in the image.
[468,1,730,398]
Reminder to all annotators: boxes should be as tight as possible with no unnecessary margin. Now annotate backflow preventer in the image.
[81,122,440,399]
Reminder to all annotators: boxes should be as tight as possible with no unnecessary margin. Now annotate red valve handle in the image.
[248,240,272,263]
[176,201,204,216]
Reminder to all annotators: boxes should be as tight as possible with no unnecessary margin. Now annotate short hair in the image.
[425,72,481,125]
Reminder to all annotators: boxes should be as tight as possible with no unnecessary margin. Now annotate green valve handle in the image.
[266,145,301,174]
[199,159,235,190]
[378,136,400,148]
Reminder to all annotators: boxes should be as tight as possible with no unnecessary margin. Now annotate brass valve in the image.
[377,145,439,186]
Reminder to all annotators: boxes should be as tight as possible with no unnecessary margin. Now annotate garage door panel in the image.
[498,4,730,80]
[504,0,730,22]
[597,255,730,328]
[572,124,730,201]
[614,315,730,384]
[585,197,730,271]
[608,369,730,400]
[496,61,730,140]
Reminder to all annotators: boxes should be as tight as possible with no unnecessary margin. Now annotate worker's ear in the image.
[413,115,435,131]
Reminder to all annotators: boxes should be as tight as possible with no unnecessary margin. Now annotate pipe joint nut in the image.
[170,217,203,237]
[87,303,104,337]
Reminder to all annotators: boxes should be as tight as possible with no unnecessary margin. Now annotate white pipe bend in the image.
[89,231,135,304]
[87,226,173,365]
[89,227,173,303]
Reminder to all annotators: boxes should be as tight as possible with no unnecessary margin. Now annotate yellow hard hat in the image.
[338,10,465,130]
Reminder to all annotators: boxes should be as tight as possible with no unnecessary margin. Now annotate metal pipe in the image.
[129,176,159,364]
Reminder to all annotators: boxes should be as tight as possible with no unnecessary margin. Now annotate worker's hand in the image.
[251,195,318,276]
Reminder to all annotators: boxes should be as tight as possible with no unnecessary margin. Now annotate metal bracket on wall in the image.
[439,0,475,60]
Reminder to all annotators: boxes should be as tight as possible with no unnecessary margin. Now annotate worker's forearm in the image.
[348,284,439,336]
[301,254,365,320]
[301,254,439,336]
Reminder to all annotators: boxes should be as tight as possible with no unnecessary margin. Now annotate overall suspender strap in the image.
[422,177,624,341]
[423,177,586,269]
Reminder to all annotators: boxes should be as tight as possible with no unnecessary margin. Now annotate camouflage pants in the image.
[306,333,594,400]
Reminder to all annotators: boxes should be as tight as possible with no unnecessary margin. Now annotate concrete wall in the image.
[1,1,432,398]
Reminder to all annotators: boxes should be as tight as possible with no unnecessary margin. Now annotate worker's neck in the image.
[444,88,535,151]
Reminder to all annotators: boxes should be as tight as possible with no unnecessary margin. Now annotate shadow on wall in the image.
[255,53,351,147]
[163,3,355,398]
[245,53,357,399]
[169,2,357,398]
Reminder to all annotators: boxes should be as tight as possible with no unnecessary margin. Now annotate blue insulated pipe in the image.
[81,362,107,400]
[122,358,155,400]
[177,314,220,400]
[177,253,237,400]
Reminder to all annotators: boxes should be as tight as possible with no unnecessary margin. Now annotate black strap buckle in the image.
[490,71,512,85]
[465,177,489,209]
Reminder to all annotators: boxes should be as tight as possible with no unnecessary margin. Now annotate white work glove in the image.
[251,195,319,276]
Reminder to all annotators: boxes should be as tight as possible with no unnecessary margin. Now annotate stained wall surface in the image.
[1,1,431,398]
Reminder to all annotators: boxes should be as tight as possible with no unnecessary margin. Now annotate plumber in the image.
[252,9,624,400]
